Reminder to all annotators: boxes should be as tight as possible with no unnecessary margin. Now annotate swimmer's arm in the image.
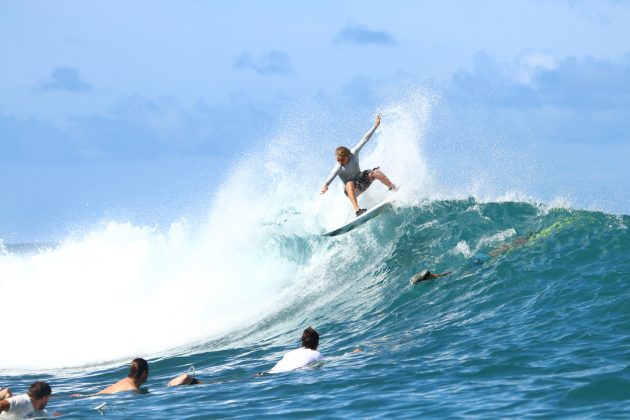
[321,163,341,194]
[351,113,381,155]
[168,373,203,387]
[0,388,11,400]
[432,271,452,278]
[322,348,362,364]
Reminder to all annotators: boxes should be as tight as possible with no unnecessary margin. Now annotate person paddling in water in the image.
[320,113,397,217]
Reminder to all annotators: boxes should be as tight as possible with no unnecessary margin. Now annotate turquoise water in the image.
[2,199,629,418]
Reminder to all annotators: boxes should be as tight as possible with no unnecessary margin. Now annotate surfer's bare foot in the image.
[356,208,367,217]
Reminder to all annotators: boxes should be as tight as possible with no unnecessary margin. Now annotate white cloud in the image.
[234,51,294,74]
[37,67,91,92]
[514,51,560,85]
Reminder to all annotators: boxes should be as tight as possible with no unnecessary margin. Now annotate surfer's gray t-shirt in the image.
[323,123,379,187]
[336,154,361,184]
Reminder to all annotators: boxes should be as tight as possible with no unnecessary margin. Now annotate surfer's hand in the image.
[320,185,328,194]
[375,113,381,127]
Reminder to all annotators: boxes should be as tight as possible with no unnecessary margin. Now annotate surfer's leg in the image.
[344,181,361,211]
[370,169,396,190]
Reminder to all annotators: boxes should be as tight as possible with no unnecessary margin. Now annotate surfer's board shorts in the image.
[344,167,380,196]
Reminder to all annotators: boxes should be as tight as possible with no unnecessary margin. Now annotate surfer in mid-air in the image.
[320,113,397,217]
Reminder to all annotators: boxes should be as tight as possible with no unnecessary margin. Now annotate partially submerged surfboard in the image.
[322,191,397,237]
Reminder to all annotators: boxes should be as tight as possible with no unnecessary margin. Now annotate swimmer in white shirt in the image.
[0,381,51,418]
[270,327,325,373]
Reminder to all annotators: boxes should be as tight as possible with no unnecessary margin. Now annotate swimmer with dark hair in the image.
[410,269,452,285]
[97,358,149,395]
[0,381,53,417]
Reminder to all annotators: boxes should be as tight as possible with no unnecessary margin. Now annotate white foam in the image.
[453,241,473,258]
[0,90,450,370]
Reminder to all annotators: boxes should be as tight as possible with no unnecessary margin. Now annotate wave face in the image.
[2,201,629,417]
[2,94,630,417]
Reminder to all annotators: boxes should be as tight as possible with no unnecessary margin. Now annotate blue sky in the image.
[1,0,630,240]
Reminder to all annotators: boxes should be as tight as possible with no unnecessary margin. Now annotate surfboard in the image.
[322,192,397,237]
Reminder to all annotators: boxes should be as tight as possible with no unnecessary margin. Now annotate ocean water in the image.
[2,96,630,418]
[2,201,629,418]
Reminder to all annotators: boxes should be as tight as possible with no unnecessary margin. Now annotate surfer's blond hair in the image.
[335,146,350,158]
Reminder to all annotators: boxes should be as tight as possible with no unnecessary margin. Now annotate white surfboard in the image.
[322,190,398,237]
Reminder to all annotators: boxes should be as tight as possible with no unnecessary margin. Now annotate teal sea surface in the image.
[1,199,630,418]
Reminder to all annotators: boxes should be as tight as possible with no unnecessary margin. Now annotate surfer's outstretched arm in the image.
[351,113,381,155]
[321,163,341,194]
